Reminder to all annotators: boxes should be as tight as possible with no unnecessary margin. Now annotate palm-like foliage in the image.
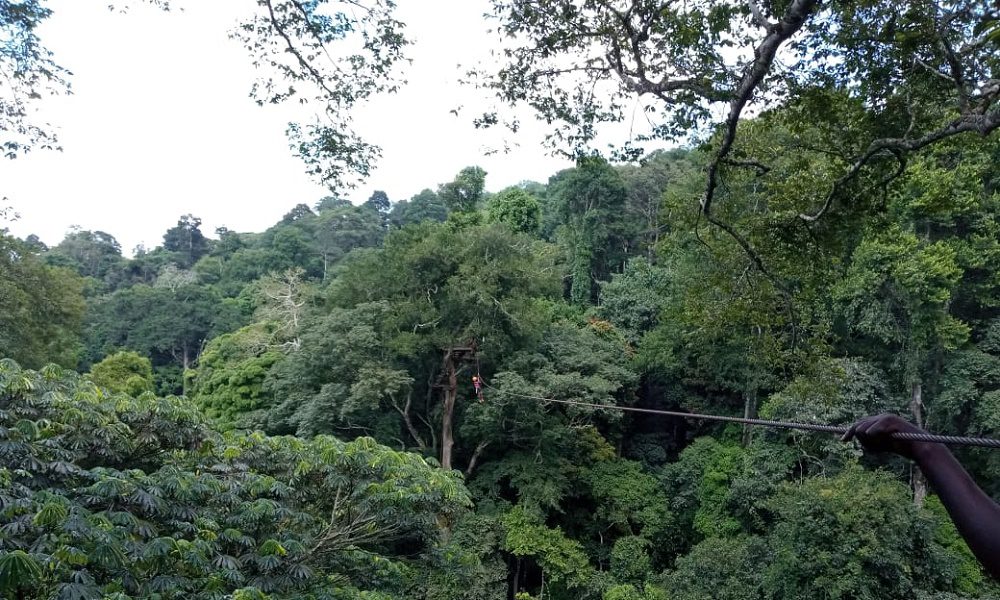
[0,359,469,599]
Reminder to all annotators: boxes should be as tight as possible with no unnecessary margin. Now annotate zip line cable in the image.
[479,380,1000,449]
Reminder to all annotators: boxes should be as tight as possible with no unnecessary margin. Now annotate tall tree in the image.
[266,222,562,471]
[85,282,244,394]
[479,0,1000,291]
[162,214,210,268]
[44,228,124,286]
[389,188,448,227]
[549,156,633,305]
[313,201,385,280]
[0,233,85,368]
[364,189,391,215]
[617,149,701,258]
[439,166,488,213]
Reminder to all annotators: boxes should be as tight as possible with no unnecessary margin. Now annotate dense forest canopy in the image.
[2,1,1000,599]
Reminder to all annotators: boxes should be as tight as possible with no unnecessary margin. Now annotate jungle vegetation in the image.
[2,1,999,599]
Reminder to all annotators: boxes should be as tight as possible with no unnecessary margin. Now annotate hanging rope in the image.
[480,380,1000,449]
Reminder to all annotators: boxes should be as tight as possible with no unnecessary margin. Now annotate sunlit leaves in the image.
[503,506,592,589]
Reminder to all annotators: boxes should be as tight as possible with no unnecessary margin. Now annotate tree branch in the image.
[696,0,818,289]
[723,158,771,176]
[464,440,490,477]
[391,391,427,450]
[746,0,773,29]
[799,111,1000,222]
[702,0,819,218]
[262,0,340,100]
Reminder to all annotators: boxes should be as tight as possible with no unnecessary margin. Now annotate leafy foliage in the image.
[0,360,469,599]
[0,233,85,369]
[5,4,1000,596]
[487,188,542,235]
[87,350,156,396]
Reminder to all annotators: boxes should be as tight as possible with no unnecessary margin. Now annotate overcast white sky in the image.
[2,0,588,253]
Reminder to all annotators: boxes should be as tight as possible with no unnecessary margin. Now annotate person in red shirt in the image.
[842,414,1000,579]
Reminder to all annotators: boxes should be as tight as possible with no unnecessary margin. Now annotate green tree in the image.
[502,506,594,597]
[365,189,391,216]
[834,226,968,476]
[479,1,999,224]
[549,157,633,305]
[85,283,244,394]
[87,350,155,395]
[266,222,561,471]
[191,324,282,429]
[440,166,488,213]
[390,188,449,227]
[162,214,210,268]
[0,359,471,599]
[487,188,541,234]
[44,228,124,288]
[313,200,385,280]
[0,233,85,368]
[617,149,701,258]
[597,257,671,346]
[280,202,315,224]
[762,469,958,599]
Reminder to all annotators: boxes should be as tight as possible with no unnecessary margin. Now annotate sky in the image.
[1,0,583,254]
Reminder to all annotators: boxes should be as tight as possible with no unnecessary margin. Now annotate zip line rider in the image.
[472,375,484,403]
[843,414,1000,580]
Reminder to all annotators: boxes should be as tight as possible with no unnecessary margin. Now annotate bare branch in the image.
[723,158,771,176]
[391,391,427,450]
[746,0,773,29]
[701,0,819,218]
[695,0,818,288]
[464,440,490,477]
[261,0,340,100]
[913,57,957,85]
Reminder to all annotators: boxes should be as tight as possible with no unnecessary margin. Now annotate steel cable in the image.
[480,381,1000,449]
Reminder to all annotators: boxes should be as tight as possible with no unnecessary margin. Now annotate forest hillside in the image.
[2,1,1000,599]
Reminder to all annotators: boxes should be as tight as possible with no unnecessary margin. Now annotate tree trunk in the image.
[441,351,457,471]
[508,556,522,600]
[910,380,928,507]
[394,393,426,450]
[570,244,592,306]
[181,343,191,396]
[742,389,757,446]
[465,440,490,476]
